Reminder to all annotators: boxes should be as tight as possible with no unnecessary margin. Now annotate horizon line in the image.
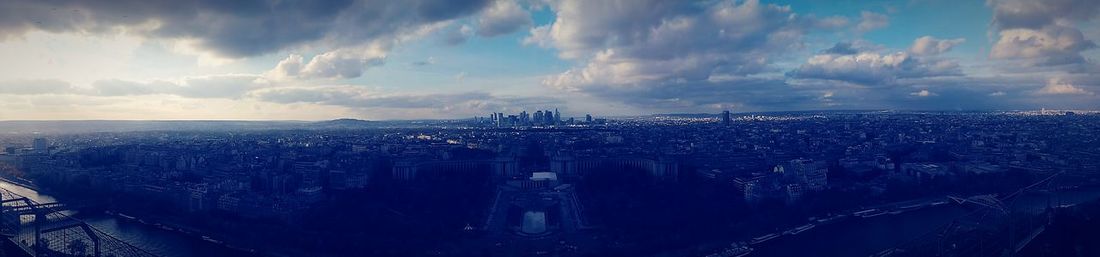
[0,109,1095,122]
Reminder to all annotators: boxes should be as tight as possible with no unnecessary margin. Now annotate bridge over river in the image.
[705,170,1100,257]
[0,186,158,257]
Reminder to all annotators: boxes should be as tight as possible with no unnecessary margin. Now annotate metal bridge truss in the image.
[0,188,158,257]
[872,171,1071,257]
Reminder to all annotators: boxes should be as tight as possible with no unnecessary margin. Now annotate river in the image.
[0,180,246,257]
[6,177,1099,257]
[749,189,1100,257]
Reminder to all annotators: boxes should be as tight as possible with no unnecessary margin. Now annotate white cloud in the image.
[1036,77,1094,95]
[522,25,553,47]
[789,48,962,85]
[987,0,1100,68]
[91,79,173,96]
[268,47,387,80]
[990,26,1095,66]
[444,24,475,45]
[538,0,822,91]
[2,75,270,99]
[172,75,269,99]
[0,79,75,95]
[299,50,386,80]
[815,16,850,30]
[89,75,270,99]
[0,93,360,120]
[909,36,965,55]
[0,32,144,85]
[249,86,564,117]
[477,0,532,37]
[411,57,437,66]
[856,11,889,33]
[910,89,935,97]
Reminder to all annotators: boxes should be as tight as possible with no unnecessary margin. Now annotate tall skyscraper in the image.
[32,137,48,152]
[722,110,731,126]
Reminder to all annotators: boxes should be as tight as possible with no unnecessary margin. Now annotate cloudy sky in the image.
[0,0,1098,120]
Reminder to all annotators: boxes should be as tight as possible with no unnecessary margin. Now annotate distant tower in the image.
[554,109,561,123]
[585,114,593,123]
[721,110,731,126]
[32,137,47,153]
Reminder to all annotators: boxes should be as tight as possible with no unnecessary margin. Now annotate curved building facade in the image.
[391,157,519,181]
[550,155,679,181]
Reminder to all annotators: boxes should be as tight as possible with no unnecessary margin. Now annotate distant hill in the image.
[310,118,380,128]
[0,118,398,134]
[619,110,883,119]
[0,120,306,134]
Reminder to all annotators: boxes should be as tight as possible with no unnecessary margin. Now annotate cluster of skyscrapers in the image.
[488,109,560,127]
[483,109,601,127]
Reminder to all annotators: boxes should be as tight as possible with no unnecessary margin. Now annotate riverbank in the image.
[1019,199,1100,256]
[750,187,1100,257]
[674,196,949,257]
[99,210,263,256]
[0,178,258,257]
[0,175,39,192]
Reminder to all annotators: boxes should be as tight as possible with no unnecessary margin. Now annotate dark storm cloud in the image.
[0,0,491,58]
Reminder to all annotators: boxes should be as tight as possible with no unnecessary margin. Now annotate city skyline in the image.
[1,0,1099,120]
[3,2,1100,255]
[1,110,1096,256]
